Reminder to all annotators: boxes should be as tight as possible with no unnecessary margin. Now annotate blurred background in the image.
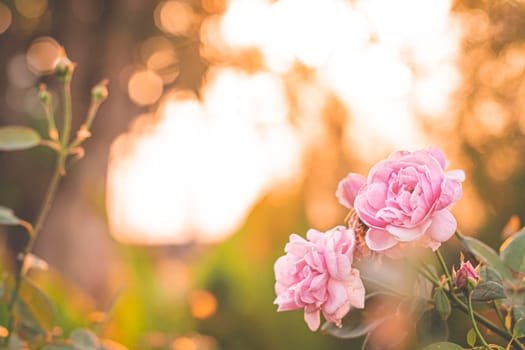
[0,0,525,348]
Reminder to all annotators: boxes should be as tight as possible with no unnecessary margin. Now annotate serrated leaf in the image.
[70,328,99,350]
[422,342,463,350]
[0,206,21,226]
[514,318,525,339]
[6,277,55,335]
[466,328,476,347]
[460,236,511,279]
[500,230,525,274]
[471,281,506,302]
[0,126,41,151]
[434,288,451,321]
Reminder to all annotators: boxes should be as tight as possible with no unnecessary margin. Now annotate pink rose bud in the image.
[274,226,365,331]
[453,261,479,290]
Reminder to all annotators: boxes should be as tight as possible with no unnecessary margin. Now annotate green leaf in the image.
[514,306,525,322]
[466,328,476,347]
[460,236,512,279]
[514,318,525,339]
[70,328,99,350]
[321,307,386,339]
[0,206,21,226]
[479,266,503,284]
[416,310,449,346]
[6,277,55,335]
[422,342,463,350]
[471,281,506,301]
[434,288,451,320]
[0,126,41,151]
[500,230,525,274]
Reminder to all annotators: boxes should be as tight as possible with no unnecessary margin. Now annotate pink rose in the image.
[274,226,365,331]
[337,147,465,252]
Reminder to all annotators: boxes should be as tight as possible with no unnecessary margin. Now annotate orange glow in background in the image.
[107,0,464,244]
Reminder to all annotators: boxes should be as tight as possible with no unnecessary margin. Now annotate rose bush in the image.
[274,226,365,331]
[336,147,465,252]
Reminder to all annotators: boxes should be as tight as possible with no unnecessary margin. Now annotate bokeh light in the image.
[108,69,300,244]
[127,70,164,106]
[188,289,218,320]
[15,0,47,19]
[0,3,12,34]
[26,36,60,74]
[154,1,195,36]
[171,337,197,350]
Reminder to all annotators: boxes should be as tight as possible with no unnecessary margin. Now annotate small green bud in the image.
[54,47,75,80]
[91,80,109,102]
[38,84,51,105]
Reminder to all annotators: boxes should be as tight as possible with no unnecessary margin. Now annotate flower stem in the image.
[3,151,66,346]
[435,250,453,288]
[467,290,489,347]
[60,76,72,148]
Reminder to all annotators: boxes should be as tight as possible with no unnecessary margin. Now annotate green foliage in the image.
[0,206,20,226]
[7,277,55,336]
[470,281,506,302]
[416,310,449,346]
[70,329,99,350]
[513,318,525,339]
[0,127,41,151]
[459,236,512,279]
[422,341,463,350]
[500,230,525,274]
[320,306,386,339]
[434,288,451,321]
[466,328,476,347]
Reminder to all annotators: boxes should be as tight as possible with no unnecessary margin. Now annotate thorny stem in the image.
[468,290,490,347]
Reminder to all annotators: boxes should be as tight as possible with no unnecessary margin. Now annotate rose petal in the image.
[347,269,365,308]
[336,173,366,208]
[304,307,321,331]
[365,228,399,251]
[426,209,457,242]
[386,220,431,241]
[429,147,447,169]
[324,280,348,314]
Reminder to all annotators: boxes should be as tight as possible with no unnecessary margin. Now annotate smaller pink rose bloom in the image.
[274,226,365,331]
[453,260,480,289]
[336,147,465,252]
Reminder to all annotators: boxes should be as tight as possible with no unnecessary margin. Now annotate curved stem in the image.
[468,290,489,347]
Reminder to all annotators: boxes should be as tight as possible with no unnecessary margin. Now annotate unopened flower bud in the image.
[38,85,51,105]
[453,260,479,290]
[54,47,75,80]
[91,80,108,102]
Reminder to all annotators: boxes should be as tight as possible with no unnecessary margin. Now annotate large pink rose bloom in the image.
[274,226,365,331]
[336,147,465,252]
